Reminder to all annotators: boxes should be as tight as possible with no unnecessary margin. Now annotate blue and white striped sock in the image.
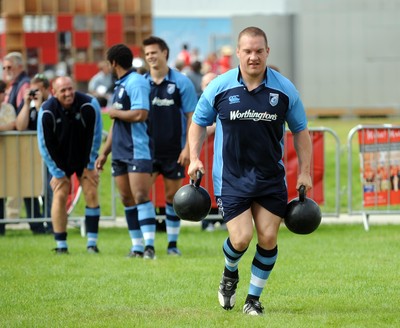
[125,206,144,253]
[247,244,278,299]
[85,206,100,247]
[54,232,68,249]
[223,237,247,278]
[166,202,180,249]
[137,201,156,248]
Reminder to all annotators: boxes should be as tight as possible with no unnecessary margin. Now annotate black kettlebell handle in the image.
[298,185,306,202]
[190,171,203,188]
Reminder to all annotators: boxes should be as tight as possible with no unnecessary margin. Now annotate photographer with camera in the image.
[16,73,53,233]
[16,74,51,131]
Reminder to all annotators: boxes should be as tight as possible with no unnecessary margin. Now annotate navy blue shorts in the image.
[152,158,185,180]
[216,189,288,223]
[111,159,153,177]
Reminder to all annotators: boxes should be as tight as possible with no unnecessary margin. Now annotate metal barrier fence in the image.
[0,130,115,236]
[347,124,400,230]
[0,131,44,224]
[290,127,341,218]
[1,127,340,233]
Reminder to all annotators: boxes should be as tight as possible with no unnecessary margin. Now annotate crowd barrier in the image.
[284,127,340,217]
[0,130,115,236]
[1,127,340,233]
[0,131,44,225]
[347,124,400,230]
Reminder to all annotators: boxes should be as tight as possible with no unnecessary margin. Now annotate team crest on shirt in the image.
[269,93,279,107]
[167,84,176,94]
[112,102,123,110]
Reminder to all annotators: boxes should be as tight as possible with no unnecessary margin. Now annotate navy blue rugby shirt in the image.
[192,67,308,197]
[37,92,103,178]
[144,68,197,159]
[111,69,151,161]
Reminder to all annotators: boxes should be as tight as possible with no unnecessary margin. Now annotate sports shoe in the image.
[167,247,182,256]
[143,248,156,260]
[87,246,100,254]
[53,247,69,255]
[127,250,144,258]
[218,273,239,310]
[243,299,264,316]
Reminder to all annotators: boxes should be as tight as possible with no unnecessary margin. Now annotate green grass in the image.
[1,224,399,327]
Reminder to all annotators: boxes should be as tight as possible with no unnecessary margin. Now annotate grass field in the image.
[2,116,400,327]
[1,223,399,327]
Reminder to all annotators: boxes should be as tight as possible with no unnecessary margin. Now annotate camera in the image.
[29,89,38,97]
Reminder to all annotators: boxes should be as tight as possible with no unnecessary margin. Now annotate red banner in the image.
[150,134,215,208]
[284,131,324,204]
[358,128,400,206]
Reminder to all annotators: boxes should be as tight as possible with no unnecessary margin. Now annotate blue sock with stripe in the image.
[85,206,100,247]
[247,244,278,301]
[223,237,247,279]
[125,205,144,253]
[54,232,68,249]
[137,201,156,249]
[165,202,180,249]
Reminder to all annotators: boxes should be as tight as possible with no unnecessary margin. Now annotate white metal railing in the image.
[347,124,400,230]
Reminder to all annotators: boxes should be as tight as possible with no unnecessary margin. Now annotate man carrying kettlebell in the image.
[187,27,312,316]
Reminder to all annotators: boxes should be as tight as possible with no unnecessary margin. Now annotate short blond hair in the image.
[238,27,268,48]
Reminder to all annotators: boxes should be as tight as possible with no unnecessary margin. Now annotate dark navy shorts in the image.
[216,189,288,223]
[152,158,185,180]
[111,159,153,177]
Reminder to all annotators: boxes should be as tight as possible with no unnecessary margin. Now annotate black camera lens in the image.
[29,89,38,97]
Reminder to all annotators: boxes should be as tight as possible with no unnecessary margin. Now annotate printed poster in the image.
[358,128,400,206]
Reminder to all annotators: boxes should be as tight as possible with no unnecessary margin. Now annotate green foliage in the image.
[1,224,399,327]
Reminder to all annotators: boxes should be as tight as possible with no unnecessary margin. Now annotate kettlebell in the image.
[173,171,212,222]
[284,185,322,234]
